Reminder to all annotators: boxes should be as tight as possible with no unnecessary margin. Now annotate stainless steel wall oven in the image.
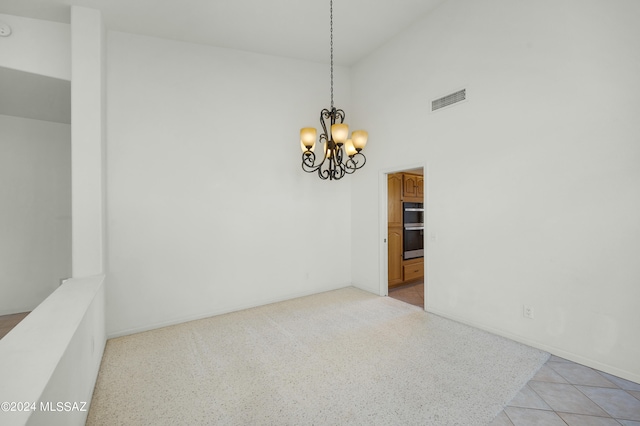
[403,202,424,260]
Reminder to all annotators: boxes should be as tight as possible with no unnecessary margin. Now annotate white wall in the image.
[0,114,71,315]
[351,0,640,382]
[106,31,352,336]
[0,13,70,80]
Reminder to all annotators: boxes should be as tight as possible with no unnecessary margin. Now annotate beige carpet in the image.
[87,287,548,425]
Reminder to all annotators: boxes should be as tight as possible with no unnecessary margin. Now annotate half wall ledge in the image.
[0,275,106,426]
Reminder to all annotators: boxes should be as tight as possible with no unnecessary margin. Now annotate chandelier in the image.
[300,0,368,180]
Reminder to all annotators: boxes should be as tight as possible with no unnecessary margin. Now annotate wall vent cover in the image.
[432,89,466,111]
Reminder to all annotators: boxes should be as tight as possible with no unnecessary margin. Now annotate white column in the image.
[71,6,105,277]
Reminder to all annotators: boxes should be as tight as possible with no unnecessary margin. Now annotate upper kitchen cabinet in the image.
[403,173,423,203]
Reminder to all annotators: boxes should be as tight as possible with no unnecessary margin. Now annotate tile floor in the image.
[388,280,424,308]
[0,312,30,339]
[491,355,640,425]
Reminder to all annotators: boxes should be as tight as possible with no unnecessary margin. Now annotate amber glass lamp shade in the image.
[300,127,317,152]
[331,123,349,145]
[351,130,368,151]
[344,139,357,157]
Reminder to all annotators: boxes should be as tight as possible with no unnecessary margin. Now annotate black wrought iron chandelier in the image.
[300,0,368,181]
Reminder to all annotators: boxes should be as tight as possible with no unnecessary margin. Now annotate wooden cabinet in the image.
[388,174,403,228]
[387,227,403,286]
[403,258,424,282]
[403,174,418,199]
[388,173,404,287]
[388,171,424,288]
[403,174,423,203]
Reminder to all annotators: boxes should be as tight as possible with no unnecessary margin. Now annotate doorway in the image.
[383,166,425,309]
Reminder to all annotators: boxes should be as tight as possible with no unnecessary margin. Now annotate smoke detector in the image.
[0,21,12,37]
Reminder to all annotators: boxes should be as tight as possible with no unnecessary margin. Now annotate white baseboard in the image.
[107,282,352,339]
[426,306,640,385]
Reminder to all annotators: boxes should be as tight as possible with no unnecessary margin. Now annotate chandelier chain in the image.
[330,0,334,109]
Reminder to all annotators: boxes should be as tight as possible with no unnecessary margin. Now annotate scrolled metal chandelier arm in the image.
[301,107,351,180]
[344,152,366,174]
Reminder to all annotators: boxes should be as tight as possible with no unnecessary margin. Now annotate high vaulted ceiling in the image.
[1,0,446,65]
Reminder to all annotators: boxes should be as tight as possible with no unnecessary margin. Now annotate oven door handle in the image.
[404,226,424,231]
[404,208,424,212]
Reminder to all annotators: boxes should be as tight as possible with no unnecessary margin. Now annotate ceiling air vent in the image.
[432,89,466,112]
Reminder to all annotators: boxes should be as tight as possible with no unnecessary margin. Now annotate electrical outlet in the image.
[523,305,534,319]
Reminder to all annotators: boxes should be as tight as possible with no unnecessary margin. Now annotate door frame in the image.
[378,163,428,309]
